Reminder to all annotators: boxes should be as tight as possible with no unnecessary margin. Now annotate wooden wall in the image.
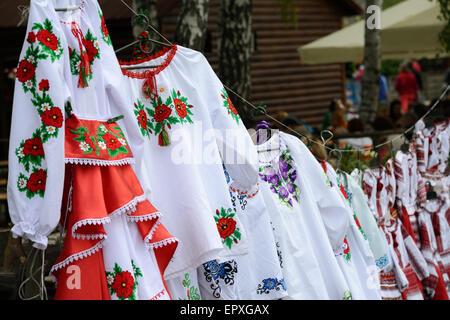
[159,0,353,129]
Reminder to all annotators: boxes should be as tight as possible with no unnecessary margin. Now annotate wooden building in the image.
[0,0,362,160]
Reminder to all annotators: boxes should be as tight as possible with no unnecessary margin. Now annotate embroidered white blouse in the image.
[118,45,260,280]
[8,0,135,249]
[257,131,351,299]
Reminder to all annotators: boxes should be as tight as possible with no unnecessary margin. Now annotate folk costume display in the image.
[8,0,177,300]
[256,131,353,300]
[6,0,450,302]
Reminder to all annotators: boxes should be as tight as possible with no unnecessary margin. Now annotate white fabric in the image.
[166,269,202,300]
[257,131,351,299]
[8,0,171,299]
[102,214,169,300]
[326,164,382,300]
[340,171,390,271]
[195,165,287,300]
[119,46,259,279]
[8,0,69,249]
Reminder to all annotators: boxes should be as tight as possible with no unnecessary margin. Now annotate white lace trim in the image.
[64,157,135,166]
[144,220,162,244]
[126,211,161,222]
[230,181,260,199]
[109,194,147,218]
[71,217,111,240]
[147,237,178,250]
[49,239,105,275]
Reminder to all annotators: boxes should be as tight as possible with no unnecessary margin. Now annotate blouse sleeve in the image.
[194,53,259,190]
[7,2,70,249]
[282,133,349,252]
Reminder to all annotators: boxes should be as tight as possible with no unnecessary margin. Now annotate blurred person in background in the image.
[338,118,373,151]
[390,99,402,124]
[394,61,419,114]
[408,60,424,102]
[396,110,418,129]
[373,103,395,131]
[411,102,428,119]
[283,115,316,136]
[379,73,389,105]
[322,99,348,133]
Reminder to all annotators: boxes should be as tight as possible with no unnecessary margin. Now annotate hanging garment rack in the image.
[116,0,173,70]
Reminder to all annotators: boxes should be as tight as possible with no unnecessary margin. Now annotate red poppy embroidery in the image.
[23,137,44,157]
[343,237,351,261]
[221,88,240,124]
[40,107,63,128]
[102,132,122,151]
[214,207,241,249]
[174,99,187,118]
[227,97,238,115]
[83,39,98,63]
[38,79,49,91]
[101,18,109,38]
[36,29,58,51]
[138,109,148,130]
[111,271,135,299]
[26,169,46,193]
[98,9,112,46]
[27,32,36,44]
[154,104,172,122]
[217,217,237,239]
[17,60,36,83]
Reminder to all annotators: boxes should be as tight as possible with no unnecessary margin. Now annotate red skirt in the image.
[50,116,177,299]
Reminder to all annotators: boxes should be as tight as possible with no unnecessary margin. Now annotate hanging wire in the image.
[225,82,450,154]
[117,0,450,155]
[18,247,48,300]
[119,0,173,46]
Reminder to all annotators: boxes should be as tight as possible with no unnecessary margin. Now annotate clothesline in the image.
[119,0,450,158]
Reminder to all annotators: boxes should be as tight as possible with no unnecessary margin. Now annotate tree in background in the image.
[174,0,210,52]
[131,0,159,39]
[218,0,254,126]
[359,0,383,126]
[435,0,450,53]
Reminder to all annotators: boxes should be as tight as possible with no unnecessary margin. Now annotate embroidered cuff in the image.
[11,221,48,249]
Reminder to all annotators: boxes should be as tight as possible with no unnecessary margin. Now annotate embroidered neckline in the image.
[257,132,282,164]
[120,44,178,78]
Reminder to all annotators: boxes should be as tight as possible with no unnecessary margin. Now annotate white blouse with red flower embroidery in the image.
[8,0,179,300]
[8,0,137,249]
[117,45,260,281]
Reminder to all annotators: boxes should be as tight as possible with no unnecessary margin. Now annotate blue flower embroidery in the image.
[257,277,286,294]
[203,260,238,298]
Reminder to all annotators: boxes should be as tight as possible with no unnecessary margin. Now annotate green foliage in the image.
[383,0,406,9]
[381,59,401,76]
[435,0,450,53]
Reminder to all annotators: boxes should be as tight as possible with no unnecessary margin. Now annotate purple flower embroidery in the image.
[287,183,295,194]
[279,158,289,172]
[290,170,297,182]
[279,187,289,198]
[258,148,301,209]
[269,174,280,185]
[270,185,277,194]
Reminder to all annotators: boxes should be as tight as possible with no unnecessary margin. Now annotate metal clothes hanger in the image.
[329,148,343,169]
[400,134,410,154]
[116,0,173,70]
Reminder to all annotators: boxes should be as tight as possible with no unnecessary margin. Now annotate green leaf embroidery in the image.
[44,19,53,33]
